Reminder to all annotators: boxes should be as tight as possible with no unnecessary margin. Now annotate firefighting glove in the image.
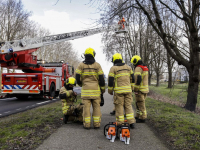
[59,93,67,99]
[100,93,104,107]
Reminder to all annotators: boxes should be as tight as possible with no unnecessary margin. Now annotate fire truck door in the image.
[56,77,61,90]
[64,69,66,81]
[46,76,49,92]
[72,66,74,75]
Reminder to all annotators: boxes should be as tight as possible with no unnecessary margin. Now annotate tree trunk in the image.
[148,72,152,85]
[167,53,172,88]
[168,66,172,88]
[168,69,172,88]
[185,71,199,111]
[156,72,160,86]
[184,33,199,111]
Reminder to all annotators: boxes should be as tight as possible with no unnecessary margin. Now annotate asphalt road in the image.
[36,92,170,150]
[0,87,81,118]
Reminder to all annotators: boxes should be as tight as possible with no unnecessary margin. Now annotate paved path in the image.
[36,93,169,150]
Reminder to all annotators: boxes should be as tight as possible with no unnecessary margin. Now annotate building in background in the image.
[179,67,189,82]
[104,74,108,86]
[162,67,189,82]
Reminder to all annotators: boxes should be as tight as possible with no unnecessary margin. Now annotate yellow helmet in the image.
[84,47,96,57]
[131,55,141,65]
[112,53,123,62]
[66,77,76,85]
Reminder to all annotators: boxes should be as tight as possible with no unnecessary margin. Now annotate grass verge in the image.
[142,97,200,150]
[0,95,81,150]
[149,83,200,108]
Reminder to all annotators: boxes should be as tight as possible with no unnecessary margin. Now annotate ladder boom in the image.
[0,25,117,54]
[0,24,123,69]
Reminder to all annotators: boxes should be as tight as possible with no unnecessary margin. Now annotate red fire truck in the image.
[0,24,122,99]
[1,62,74,99]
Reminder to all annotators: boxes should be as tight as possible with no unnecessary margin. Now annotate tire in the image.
[55,91,59,98]
[49,83,55,98]
[16,95,29,100]
[32,95,43,99]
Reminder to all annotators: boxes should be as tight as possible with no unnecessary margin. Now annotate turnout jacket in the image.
[108,64,134,94]
[59,86,75,105]
[134,65,149,93]
[59,86,76,114]
[75,62,105,99]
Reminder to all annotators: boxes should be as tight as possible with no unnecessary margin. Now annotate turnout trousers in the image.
[62,100,83,122]
[82,97,101,128]
[114,92,135,125]
[135,91,147,120]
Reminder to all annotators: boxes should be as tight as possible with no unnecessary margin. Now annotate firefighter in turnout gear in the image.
[108,53,135,129]
[118,17,126,30]
[131,55,149,123]
[59,77,83,124]
[75,47,105,129]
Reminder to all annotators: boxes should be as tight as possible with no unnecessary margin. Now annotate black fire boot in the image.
[136,119,145,123]
[110,110,115,115]
[130,123,135,129]
[94,127,100,129]
[63,115,69,124]
[83,126,91,130]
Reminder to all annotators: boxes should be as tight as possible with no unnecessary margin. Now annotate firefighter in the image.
[118,17,126,30]
[59,77,83,124]
[108,53,135,129]
[131,55,149,123]
[75,47,105,129]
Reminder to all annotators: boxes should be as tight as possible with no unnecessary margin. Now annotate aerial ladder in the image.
[0,24,126,99]
[0,25,118,69]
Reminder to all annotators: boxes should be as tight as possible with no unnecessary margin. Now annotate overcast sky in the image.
[20,0,113,76]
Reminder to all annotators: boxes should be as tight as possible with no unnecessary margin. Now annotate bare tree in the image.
[0,0,32,41]
[0,0,32,85]
[135,0,200,111]
[151,39,165,86]
[95,0,200,111]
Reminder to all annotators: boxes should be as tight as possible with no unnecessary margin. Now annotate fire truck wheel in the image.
[50,83,55,98]
[55,91,59,98]
[16,95,29,100]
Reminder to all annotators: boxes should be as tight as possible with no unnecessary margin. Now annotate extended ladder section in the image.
[0,25,118,54]
[38,62,63,67]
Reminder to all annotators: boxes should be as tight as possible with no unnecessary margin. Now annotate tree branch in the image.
[149,0,190,69]
[53,0,60,6]
[175,0,190,18]
[159,0,184,20]
[135,0,162,37]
